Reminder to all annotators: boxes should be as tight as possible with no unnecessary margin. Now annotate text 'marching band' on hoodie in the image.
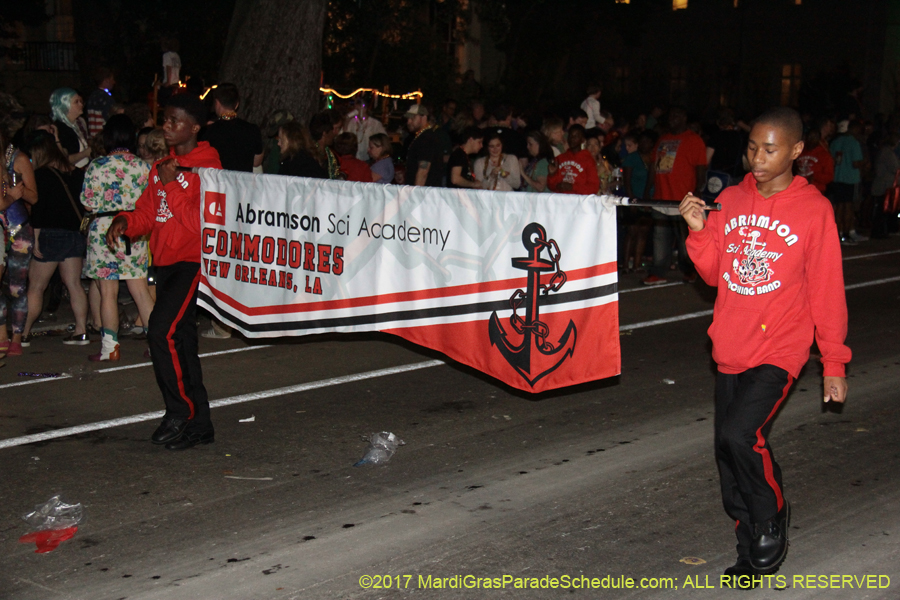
[686,173,851,378]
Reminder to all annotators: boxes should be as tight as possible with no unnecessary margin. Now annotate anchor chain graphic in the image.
[489,223,577,386]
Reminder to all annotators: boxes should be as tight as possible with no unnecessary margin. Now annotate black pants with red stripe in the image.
[147,262,211,432]
[715,364,793,556]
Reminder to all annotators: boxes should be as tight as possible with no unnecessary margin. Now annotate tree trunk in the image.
[220,0,327,126]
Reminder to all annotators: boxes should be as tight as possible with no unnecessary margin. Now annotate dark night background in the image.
[2,0,900,126]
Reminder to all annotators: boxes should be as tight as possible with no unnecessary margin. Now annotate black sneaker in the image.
[165,427,215,450]
[750,502,790,573]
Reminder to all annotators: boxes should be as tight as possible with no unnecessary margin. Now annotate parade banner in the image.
[196,170,620,393]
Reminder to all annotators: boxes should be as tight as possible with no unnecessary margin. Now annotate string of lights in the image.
[319,87,423,100]
[197,85,422,102]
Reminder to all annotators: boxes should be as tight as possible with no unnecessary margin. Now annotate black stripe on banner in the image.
[199,281,618,334]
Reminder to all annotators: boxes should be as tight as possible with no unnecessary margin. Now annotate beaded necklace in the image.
[413,124,437,142]
[483,153,508,179]
[4,143,14,170]
[219,111,238,121]
[320,146,340,179]
[349,115,372,138]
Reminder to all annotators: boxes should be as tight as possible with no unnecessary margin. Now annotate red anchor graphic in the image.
[489,223,577,386]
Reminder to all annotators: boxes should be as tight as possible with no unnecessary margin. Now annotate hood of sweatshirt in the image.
[158,141,221,170]
[736,171,819,204]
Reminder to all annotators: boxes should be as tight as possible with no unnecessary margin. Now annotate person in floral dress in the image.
[81,114,154,361]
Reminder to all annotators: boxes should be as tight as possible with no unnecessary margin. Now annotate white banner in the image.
[197,170,620,392]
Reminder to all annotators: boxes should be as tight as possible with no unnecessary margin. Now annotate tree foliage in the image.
[322,0,466,103]
[0,0,47,35]
[318,0,667,113]
[72,0,235,102]
[477,0,664,112]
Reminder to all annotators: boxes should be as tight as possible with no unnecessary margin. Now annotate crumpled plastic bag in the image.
[22,494,84,530]
[354,432,404,466]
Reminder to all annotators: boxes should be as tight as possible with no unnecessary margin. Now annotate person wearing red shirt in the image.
[547,125,599,195]
[334,132,374,183]
[643,106,706,285]
[795,127,834,192]
[106,93,222,451]
[680,107,850,588]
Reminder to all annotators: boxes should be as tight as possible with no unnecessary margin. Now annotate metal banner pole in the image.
[600,194,722,211]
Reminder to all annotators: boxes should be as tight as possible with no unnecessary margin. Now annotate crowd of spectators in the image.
[290,82,896,288]
[2,71,898,364]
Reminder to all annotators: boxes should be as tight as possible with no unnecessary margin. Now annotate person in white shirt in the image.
[342,97,386,161]
[580,84,605,129]
[162,39,181,87]
[473,132,521,191]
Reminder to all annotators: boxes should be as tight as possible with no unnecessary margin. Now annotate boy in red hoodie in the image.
[795,127,834,193]
[680,107,850,588]
[106,93,222,451]
[547,125,599,195]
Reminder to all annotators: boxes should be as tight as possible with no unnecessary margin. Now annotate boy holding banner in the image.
[679,107,850,588]
[106,94,222,451]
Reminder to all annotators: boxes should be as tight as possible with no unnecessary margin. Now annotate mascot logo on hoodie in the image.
[734,228,775,286]
[156,196,174,223]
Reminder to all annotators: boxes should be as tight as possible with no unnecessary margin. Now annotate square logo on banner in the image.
[204,191,227,226]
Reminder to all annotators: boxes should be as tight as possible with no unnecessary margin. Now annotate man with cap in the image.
[405,104,443,187]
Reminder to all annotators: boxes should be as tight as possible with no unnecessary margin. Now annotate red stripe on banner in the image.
[753,374,794,512]
[384,302,621,393]
[169,270,202,419]
[201,262,617,317]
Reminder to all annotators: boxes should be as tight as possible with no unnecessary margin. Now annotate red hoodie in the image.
[795,143,834,192]
[686,173,851,378]
[548,149,600,195]
[121,142,222,266]
[338,154,373,183]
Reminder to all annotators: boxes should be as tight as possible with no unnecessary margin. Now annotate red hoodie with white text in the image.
[548,148,600,195]
[121,142,221,266]
[686,173,851,378]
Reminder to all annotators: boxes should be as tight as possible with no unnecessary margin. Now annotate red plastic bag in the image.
[18,526,78,553]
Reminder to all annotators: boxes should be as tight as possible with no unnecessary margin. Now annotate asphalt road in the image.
[1,240,898,600]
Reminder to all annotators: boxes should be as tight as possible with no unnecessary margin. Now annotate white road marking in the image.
[843,249,900,261]
[617,248,900,293]
[618,281,683,293]
[98,344,272,373]
[0,360,443,450]
[619,310,714,331]
[845,275,900,290]
[1,272,898,450]
[0,345,271,391]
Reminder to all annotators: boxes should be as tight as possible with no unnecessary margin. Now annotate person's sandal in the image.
[63,333,90,346]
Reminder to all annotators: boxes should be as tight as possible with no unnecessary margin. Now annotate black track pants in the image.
[715,364,793,554]
[147,262,211,431]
